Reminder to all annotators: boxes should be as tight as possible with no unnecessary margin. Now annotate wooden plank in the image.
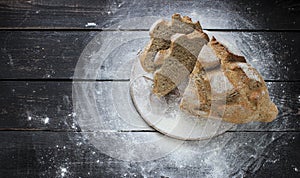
[0,0,299,30]
[0,81,299,131]
[171,0,300,30]
[0,31,299,80]
[0,31,93,79]
[0,131,299,177]
[0,81,77,131]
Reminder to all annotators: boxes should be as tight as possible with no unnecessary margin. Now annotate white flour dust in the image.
[26,111,51,125]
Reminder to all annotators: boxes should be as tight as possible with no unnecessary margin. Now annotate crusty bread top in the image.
[209,37,246,63]
[171,13,202,30]
[180,37,278,123]
[194,29,209,42]
[171,14,209,41]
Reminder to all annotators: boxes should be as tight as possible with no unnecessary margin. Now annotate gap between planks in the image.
[0,128,298,133]
[0,28,300,32]
[0,79,299,83]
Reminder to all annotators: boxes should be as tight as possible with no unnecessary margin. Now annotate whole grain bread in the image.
[138,14,278,123]
[180,37,278,123]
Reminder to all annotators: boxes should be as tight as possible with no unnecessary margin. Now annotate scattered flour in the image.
[85,23,97,27]
[69,9,295,177]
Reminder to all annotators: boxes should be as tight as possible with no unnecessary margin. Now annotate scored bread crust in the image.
[180,37,278,123]
[138,14,278,124]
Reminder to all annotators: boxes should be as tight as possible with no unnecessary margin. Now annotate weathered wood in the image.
[0,0,299,30]
[0,0,299,177]
[0,131,299,177]
[171,0,300,30]
[0,31,299,80]
[0,81,299,131]
[0,81,77,131]
[0,31,93,79]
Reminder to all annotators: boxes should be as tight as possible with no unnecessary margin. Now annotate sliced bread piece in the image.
[152,30,208,96]
[139,14,208,72]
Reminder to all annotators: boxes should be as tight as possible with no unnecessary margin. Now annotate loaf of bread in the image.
[138,14,278,123]
[180,37,278,123]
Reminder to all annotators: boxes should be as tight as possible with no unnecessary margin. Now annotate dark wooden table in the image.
[0,0,299,177]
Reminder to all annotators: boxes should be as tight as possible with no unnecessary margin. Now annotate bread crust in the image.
[180,37,278,123]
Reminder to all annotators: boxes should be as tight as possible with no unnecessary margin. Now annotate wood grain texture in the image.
[171,0,300,30]
[0,81,299,131]
[0,0,299,29]
[0,131,299,177]
[0,31,299,80]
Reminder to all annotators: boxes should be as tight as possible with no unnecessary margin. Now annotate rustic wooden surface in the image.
[0,31,299,80]
[0,0,299,177]
[0,81,299,131]
[0,0,299,30]
[0,131,299,177]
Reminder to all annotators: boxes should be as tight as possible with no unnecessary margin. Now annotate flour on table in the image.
[69,12,293,177]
